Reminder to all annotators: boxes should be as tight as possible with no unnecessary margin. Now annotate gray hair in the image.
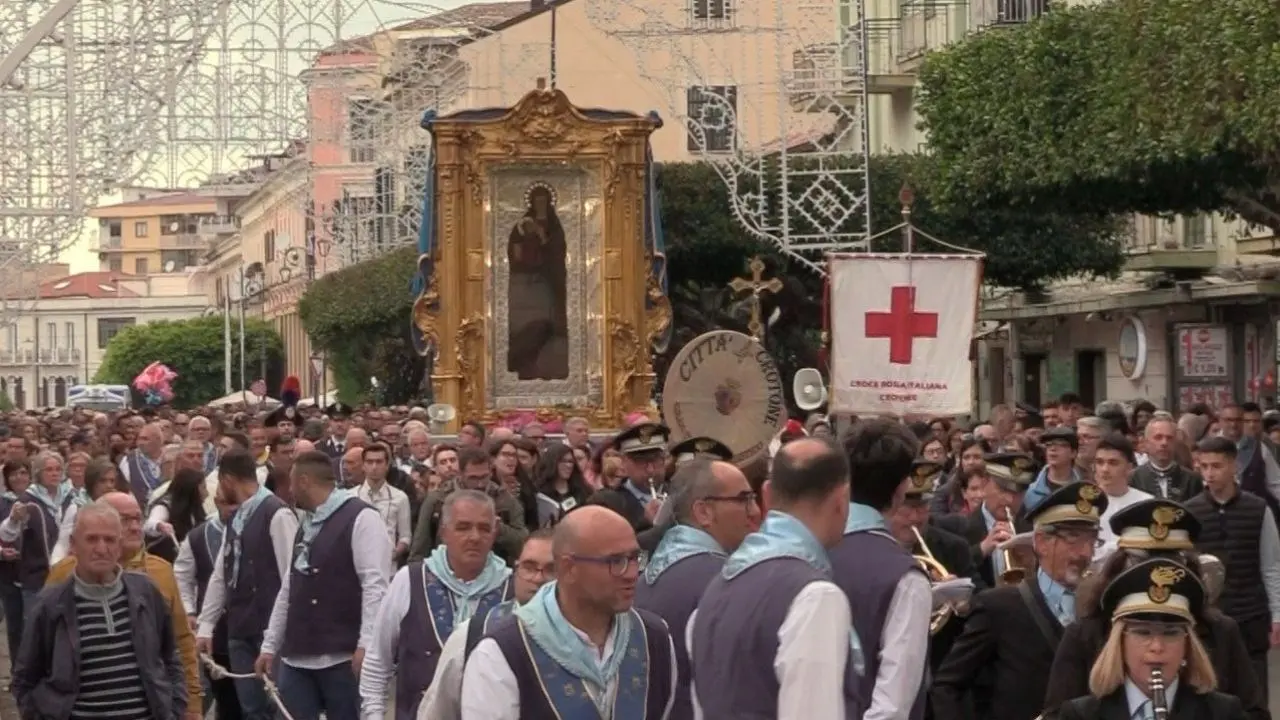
[1095,400,1125,417]
[441,489,496,526]
[31,450,63,476]
[1144,416,1177,436]
[74,500,122,534]
[669,459,721,525]
[189,416,212,430]
[1076,416,1106,433]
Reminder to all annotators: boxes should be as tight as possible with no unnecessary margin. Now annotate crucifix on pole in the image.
[729,256,783,340]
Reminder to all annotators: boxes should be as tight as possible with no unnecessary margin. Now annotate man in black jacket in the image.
[589,422,669,533]
[932,482,1105,720]
[1130,416,1203,502]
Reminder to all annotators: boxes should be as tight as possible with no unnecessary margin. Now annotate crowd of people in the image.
[0,388,1271,719]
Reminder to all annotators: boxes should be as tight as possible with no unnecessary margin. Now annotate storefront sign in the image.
[1175,324,1229,379]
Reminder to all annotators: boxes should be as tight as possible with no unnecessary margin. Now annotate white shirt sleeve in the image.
[395,488,412,548]
[197,537,228,639]
[0,513,24,543]
[173,536,199,616]
[418,616,471,720]
[269,506,301,581]
[144,504,170,534]
[775,581,852,720]
[460,637,521,720]
[359,566,413,720]
[1258,507,1280,623]
[864,571,933,720]
[261,559,291,656]
[51,503,77,564]
[351,509,394,651]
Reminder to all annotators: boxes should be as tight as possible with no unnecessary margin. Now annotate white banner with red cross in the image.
[828,253,984,416]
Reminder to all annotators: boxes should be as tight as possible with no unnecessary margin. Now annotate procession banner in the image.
[828,253,984,416]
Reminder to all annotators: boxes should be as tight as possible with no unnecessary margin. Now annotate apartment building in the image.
[89,190,225,275]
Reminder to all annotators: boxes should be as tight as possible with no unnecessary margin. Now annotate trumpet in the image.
[1150,668,1168,720]
[999,507,1028,585]
[912,526,956,635]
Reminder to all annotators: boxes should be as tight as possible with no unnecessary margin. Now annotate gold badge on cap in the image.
[1012,457,1032,473]
[1147,565,1186,604]
[695,439,715,453]
[1076,484,1101,514]
[638,427,654,444]
[1149,505,1184,542]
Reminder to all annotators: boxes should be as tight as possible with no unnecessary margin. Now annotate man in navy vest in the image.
[636,456,758,720]
[197,448,299,720]
[829,418,931,720]
[691,436,859,719]
[118,422,167,507]
[359,488,515,720]
[932,481,1106,720]
[460,505,677,719]
[253,450,393,719]
[417,528,556,719]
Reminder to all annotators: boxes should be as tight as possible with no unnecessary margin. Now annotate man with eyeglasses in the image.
[417,529,556,720]
[635,457,759,720]
[360,489,513,720]
[591,422,671,533]
[932,482,1107,720]
[461,505,677,719]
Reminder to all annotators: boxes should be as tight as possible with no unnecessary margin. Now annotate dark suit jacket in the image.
[1057,688,1245,720]
[936,507,1031,589]
[1130,463,1205,503]
[918,523,981,691]
[931,578,1063,720]
[589,483,652,533]
[1044,611,1267,720]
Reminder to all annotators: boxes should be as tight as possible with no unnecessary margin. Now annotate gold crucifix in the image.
[728,256,783,340]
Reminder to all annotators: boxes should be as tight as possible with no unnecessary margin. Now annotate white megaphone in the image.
[793,368,828,411]
[426,403,456,432]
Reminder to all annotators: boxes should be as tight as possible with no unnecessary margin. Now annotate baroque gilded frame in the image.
[420,88,660,429]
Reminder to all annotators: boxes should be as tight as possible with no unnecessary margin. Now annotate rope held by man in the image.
[199,653,296,720]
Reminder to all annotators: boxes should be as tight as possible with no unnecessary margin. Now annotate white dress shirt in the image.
[261,506,393,670]
[356,480,412,552]
[197,505,299,639]
[864,571,933,720]
[1096,485,1155,560]
[51,503,77,564]
[174,535,199,616]
[688,581,853,720]
[461,612,677,720]
[417,615,477,720]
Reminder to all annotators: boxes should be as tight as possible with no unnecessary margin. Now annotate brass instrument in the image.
[999,508,1028,585]
[912,526,955,634]
[1150,668,1168,720]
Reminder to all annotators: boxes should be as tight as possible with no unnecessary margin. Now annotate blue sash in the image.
[422,571,511,649]
[520,609,652,720]
[126,451,161,503]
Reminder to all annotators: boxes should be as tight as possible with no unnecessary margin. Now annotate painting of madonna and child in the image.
[505,181,572,381]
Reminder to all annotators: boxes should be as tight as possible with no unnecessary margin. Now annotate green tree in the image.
[916,0,1280,231]
[298,246,425,405]
[94,315,285,408]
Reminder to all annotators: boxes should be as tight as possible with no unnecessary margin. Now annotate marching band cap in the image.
[325,401,354,419]
[611,422,670,456]
[1039,426,1079,449]
[1024,481,1107,528]
[984,452,1037,492]
[1016,401,1041,416]
[1110,498,1200,551]
[904,458,944,499]
[1102,557,1205,624]
[263,404,299,428]
[670,436,733,465]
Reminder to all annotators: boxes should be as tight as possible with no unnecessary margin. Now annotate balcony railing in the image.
[98,235,123,251]
[197,216,241,236]
[158,233,208,249]
[971,0,1048,30]
[0,348,35,365]
[1123,215,1218,273]
[898,0,968,64]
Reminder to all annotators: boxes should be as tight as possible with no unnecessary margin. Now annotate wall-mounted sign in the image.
[1175,324,1230,379]
[1117,316,1148,380]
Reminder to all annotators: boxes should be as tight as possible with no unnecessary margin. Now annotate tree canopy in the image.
[94,314,285,408]
[916,0,1280,231]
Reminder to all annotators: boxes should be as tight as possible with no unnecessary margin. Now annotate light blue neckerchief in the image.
[65,481,89,508]
[723,510,831,579]
[844,502,887,534]
[293,488,357,571]
[28,482,69,514]
[644,525,725,584]
[0,491,16,502]
[229,484,274,585]
[1036,568,1074,625]
[134,451,162,489]
[422,546,512,623]
[515,581,634,696]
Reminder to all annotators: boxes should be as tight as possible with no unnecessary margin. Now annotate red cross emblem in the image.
[865,286,939,365]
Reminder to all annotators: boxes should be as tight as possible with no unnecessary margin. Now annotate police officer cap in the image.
[1039,426,1079,450]
[984,452,1037,492]
[611,422,670,456]
[670,436,733,465]
[325,401,353,419]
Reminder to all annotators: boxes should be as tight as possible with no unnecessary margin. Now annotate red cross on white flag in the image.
[828,254,984,416]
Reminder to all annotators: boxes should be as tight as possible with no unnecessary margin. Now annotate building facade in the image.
[0,272,209,409]
[90,191,222,275]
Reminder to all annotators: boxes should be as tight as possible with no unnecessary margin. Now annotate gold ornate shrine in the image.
[411,87,666,431]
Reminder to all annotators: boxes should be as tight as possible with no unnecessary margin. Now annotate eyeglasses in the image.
[516,561,556,579]
[702,491,759,507]
[1047,529,1104,549]
[570,550,642,577]
[1124,623,1188,645]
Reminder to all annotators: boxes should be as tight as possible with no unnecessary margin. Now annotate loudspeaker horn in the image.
[793,368,827,411]
[426,403,456,430]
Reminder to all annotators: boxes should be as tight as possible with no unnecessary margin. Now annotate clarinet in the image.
[1150,667,1169,720]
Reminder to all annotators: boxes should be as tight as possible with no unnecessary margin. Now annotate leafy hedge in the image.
[917,0,1280,228]
[94,315,284,408]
